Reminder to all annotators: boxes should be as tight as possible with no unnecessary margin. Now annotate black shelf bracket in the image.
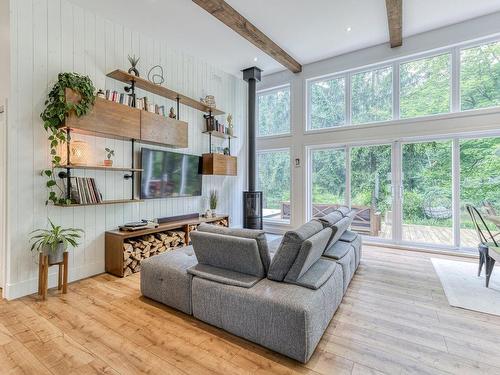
[176,96,180,120]
[65,128,71,200]
[124,79,136,107]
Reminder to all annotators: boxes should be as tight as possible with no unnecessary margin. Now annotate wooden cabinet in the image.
[66,89,140,140]
[202,153,237,176]
[140,111,188,148]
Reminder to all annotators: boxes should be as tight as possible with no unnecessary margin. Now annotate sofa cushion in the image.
[333,248,356,294]
[323,216,353,248]
[190,231,265,277]
[187,264,261,288]
[140,246,197,314]
[285,227,332,282]
[319,211,344,227]
[267,220,324,281]
[197,223,271,272]
[336,206,351,217]
[287,259,337,290]
[339,230,358,243]
[323,240,352,260]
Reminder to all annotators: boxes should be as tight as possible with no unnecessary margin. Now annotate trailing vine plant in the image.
[40,72,96,205]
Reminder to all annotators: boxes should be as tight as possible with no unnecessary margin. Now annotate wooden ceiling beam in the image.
[385,0,402,48]
[192,0,302,73]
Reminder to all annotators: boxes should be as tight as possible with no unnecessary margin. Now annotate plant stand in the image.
[38,252,68,300]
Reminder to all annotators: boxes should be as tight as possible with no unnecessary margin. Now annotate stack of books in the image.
[67,177,103,204]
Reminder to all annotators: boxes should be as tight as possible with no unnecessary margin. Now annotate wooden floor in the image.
[1,246,500,374]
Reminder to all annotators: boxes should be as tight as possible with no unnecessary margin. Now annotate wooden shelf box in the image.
[202,153,237,176]
[140,111,188,148]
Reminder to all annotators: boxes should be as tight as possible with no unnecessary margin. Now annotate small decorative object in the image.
[210,190,218,217]
[227,113,233,136]
[201,95,216,109]
[205,209,212,218]
[169,106,176,119]
[223,147,230,156]
[70,140,90,166]
[127,55,140,77]
[30,219,83,300]
[97,89,105,99]
[147,65,165,85]
[104,147,115,167]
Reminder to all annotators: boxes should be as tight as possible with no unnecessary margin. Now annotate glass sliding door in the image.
[401,140,453,246]
[310,148,346,218]
[350,145,393,239]
[460,137,500,248]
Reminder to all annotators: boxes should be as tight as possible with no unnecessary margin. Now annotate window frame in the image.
[256,147,293,224]
[256,84,292,138]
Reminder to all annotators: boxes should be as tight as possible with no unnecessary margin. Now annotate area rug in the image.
[431,258,500,316]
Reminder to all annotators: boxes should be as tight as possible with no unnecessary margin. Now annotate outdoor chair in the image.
[466,204,499,287]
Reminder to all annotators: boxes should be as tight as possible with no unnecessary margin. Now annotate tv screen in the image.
[140,149,202,199]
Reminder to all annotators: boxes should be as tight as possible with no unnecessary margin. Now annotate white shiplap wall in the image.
[6,0,247,299]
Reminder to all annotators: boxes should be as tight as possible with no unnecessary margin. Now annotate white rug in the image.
[431,258,500,316]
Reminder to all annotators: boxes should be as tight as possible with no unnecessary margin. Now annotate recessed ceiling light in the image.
[346,26,352,32]
[253,57,258,62]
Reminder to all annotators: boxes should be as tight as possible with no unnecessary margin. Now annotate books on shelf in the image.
[99,88,173,118]
[67,177,103,204]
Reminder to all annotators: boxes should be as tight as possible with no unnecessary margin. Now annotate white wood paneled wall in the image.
[7,0,247,299]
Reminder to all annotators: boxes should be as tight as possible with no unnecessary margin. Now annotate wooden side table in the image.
[38,252,68,300]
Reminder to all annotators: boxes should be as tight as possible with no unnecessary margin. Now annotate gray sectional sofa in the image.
[140,207,362,363]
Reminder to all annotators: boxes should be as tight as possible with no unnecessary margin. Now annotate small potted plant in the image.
[104,147,115,167]
[210,190,218,218]
[30,219,83,264]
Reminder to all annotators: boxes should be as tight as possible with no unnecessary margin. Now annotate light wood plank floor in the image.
[1,246,499,374]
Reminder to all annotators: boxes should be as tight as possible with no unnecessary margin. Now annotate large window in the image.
[309,76,346,129]
[351,145,393,238]
[460,137,500,247]
[311,148,346,217]
[461,41,500,111]
[257,149,291,222]
[400,54,451,118]
[351,66,393,124]
[402,141,453,246]
[257,86,290,136]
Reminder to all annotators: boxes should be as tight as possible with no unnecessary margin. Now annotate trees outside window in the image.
[400,54,451,118]
[351,67,393,124]
[311,148,346,210]
[309,77,345,129]
[257,150,291,222]
[257,87,290,136]
[461,41,500,111]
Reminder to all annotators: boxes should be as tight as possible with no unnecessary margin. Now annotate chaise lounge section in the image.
[141,207,362,363]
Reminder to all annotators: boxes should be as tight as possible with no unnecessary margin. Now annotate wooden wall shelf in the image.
[55,199,143,207]
[106,70,225,116]
[57,165,143,172]
[202,153,237,176]
[65,89,188,148]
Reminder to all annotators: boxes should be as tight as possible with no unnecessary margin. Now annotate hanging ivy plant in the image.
[40,72,96,205]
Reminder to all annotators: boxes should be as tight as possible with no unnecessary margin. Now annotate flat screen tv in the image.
[140,148,202,199]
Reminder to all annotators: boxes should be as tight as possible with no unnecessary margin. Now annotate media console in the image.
[105,215,229,277]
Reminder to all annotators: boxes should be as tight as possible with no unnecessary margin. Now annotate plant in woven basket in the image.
[40,72,95,205]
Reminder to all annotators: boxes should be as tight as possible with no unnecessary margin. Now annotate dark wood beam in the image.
[192,0,302,73]
[385,0,402,48]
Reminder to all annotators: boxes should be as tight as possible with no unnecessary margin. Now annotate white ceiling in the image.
[69,0,500,77]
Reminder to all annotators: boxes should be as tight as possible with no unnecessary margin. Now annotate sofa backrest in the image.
[284,227,332,282]
[267,220,324,281]
[190,231,265,277]
[197,223,271,272]
[320,209,355,248]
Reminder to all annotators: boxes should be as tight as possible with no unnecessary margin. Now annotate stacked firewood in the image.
[122,230,186,276]
[213,218,229,227]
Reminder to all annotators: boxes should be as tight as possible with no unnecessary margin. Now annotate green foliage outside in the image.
[257,151,290,210]
[258,88,290,136]
[310,77,345,129]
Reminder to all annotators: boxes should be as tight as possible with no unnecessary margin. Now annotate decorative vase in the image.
[43,242,66,264]
[205,209,212,218]
[103,159,113,167]
[211,211,217,218]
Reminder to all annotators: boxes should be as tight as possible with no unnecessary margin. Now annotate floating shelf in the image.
[57,165,143,172]
[202,153,237,176]
[202,130,237,140]
[106,70,225,116]
[55,199,143,207]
